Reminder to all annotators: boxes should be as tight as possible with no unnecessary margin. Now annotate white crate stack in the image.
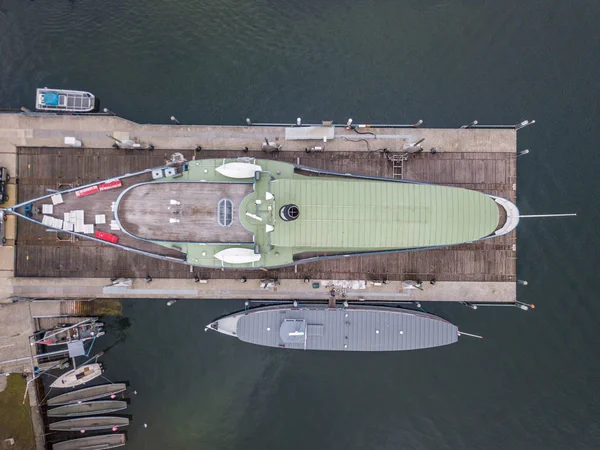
[41,208,96,235]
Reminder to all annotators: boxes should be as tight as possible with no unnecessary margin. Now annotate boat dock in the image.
[0,113,523,304]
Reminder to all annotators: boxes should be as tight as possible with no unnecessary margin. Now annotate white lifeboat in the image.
[214,248,262,264]
[215,162,262,179]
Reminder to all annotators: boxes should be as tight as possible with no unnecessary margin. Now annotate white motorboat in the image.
[35,88,97,112]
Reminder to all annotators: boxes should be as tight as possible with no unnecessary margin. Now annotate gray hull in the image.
[47,383,127,406]
[208,304,459,351]
[48,400,127,418]
[52,433,126,450]
[49,416,129,432]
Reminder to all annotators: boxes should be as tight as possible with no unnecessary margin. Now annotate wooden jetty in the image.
[0,113,523,303]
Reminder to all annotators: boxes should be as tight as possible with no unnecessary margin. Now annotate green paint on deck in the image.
[270,179,499,248]
[145,158,501,268]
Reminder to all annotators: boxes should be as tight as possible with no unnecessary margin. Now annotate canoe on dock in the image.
[207,304,460,351]
[52,433,126,449]
[50,363,103,389]
[48,400,127,417]
[47,383,127,406]
[35,88,97,113]
[49,416,129,432]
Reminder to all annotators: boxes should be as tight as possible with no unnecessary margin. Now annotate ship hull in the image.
[208,304,459,351]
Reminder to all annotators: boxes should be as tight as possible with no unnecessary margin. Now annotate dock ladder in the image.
[388,153,408,179]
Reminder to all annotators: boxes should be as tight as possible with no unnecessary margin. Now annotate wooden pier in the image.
[0,113,520,303]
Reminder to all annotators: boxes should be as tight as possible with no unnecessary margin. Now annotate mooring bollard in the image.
[461,120,478,129]
[516,119,536,130]
[515,300,535,310]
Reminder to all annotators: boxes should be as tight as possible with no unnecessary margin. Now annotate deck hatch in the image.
[280,319,307,344]
[217,198,233,227]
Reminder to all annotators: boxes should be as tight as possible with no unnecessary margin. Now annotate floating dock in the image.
[0,113,523,303]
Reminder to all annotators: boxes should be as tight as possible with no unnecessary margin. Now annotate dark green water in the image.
[2,1,600,448]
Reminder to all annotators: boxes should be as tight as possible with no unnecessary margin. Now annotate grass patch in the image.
[0,375,36,450]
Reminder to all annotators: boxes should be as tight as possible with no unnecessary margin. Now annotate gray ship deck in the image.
[13,146,516,282]
[217,305,459,351]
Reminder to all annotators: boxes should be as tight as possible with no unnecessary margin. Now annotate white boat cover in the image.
[215,162,262,178]
[214,248,261,264]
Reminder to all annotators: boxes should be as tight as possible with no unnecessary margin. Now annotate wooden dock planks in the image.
[14,146,516,282]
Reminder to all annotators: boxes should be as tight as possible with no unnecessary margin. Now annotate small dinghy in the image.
[52,433,126,449]
[50,363,103,389]
[35,88,97,113]
[47,383,127,406]
[48,400,127,418]
[49,416,129,432]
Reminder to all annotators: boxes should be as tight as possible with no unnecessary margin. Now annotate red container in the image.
[75,185,99,198]
[94,230,119,244]
[99,180,122,191]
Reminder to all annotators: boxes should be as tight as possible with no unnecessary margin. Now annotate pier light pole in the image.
[246,118,252,126]
[103,108,115,116]
[170,116,181,125]
[518,149,530,156]
[412,119,423,128]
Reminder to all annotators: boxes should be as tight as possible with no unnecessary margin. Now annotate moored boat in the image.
[50,363,103,389]
[39,321,104,346]
[35,88,97,113]
[48,400,127,418]
[49,416,129,432]
[52,433,126,450]
[207,304,460,351]
[47,383,127,406]
[6,157,520,270]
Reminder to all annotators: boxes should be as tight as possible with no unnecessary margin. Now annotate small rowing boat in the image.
[48,400,127,418]
[52,433,126,450]
[49,416,129,432]
[47,383,127,406]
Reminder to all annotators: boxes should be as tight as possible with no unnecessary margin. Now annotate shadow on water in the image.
[100,316,132,355]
